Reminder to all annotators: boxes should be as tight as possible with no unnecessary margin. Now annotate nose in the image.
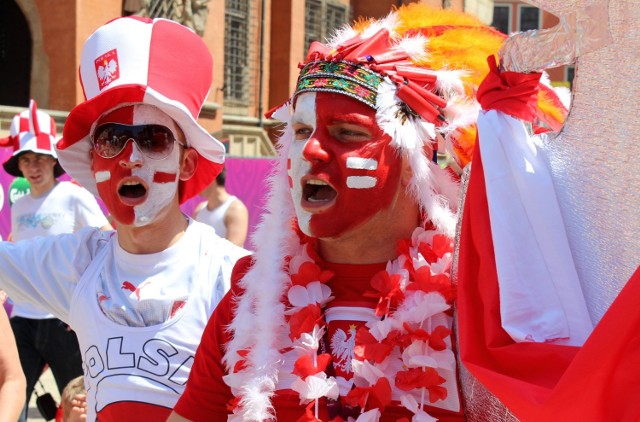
[119,139,143,168]
[24,160,38,170]
[302,134,330,163]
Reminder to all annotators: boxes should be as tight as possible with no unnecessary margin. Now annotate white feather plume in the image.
[395,34,429,62]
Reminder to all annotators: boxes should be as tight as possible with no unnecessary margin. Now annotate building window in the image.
[305,0,349,52]
[492,4,511,35]
[518,5,540,31]
[225,0,250,104]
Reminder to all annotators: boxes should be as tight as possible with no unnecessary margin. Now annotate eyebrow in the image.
[328,113,376,126]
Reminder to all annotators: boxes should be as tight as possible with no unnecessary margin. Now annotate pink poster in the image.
[181,157,276,250]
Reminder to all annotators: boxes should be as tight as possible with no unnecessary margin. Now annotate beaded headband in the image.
[294,60,383,109]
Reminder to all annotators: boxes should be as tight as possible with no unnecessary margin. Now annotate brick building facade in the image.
[3,0,570,158]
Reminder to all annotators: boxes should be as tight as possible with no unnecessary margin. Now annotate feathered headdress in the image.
[223,4,567,420]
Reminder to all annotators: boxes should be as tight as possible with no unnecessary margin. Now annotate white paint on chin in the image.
[289,92,316,235]
[291,163,312,235]
[129,143,180,227]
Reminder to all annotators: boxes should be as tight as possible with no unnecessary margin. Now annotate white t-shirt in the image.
[194,195,238,238]
[0,220,249,418]
[10,181,109,318]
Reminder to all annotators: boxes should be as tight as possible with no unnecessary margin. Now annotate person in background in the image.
[193,166,248,247]
[0,290,26,422]
[56,375,86,422]
[1,100,112,422]
[0,16,248,420]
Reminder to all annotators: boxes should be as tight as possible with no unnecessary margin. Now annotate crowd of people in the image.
[0,2,637,421]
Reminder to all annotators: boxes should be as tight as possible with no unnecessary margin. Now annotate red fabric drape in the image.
[476,56,541,123]
[457,141,640,421]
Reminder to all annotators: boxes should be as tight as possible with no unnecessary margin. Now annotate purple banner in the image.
[181,157,276,250]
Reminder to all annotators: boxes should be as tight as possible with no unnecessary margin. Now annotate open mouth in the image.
[302,179,337,206]
[118,180,148,205]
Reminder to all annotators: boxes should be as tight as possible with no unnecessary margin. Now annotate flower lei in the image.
[286,226,456,422]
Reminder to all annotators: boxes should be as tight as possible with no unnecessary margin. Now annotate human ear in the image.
[179,148,198,181]
[401,154,414,188]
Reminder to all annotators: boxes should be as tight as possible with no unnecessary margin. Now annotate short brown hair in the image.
[61,376,85,415]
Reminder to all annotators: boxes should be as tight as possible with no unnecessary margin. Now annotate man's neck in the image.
[317,211,419,265]
[316,186,420,265]
[207,187,230,210]
[29,179,57,198]
[116,206,189,254]
[317,227,413,264]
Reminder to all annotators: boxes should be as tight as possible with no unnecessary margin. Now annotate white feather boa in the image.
[223,89,461,420]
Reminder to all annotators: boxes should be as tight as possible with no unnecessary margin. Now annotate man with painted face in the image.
[171,5,566,421]
[0,17,248,420]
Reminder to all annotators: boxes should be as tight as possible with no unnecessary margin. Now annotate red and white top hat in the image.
[2,99,64,178]
[56,16,225,203]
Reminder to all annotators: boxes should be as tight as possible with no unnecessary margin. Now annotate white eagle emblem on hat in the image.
[94,49,120,90]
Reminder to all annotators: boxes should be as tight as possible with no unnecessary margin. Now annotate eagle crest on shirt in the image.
[330,324,357,373]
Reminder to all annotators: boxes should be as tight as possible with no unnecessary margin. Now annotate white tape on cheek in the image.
[95,171,111,183]
[346,176,377,189]
[346,157,378,170]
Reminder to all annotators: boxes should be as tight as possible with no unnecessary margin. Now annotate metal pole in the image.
[258,0,265,128]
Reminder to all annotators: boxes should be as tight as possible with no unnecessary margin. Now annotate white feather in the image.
[223,119,300,420]
[328,25,358,47]
[362,12,399,39]
[395,35,429,61]
[434,69,469,97]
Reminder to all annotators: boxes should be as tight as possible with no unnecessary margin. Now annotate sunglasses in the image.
[92,123,180,160]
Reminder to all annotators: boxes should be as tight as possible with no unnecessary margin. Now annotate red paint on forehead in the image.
[312,93,386,141]
[97,106,135,126]
[314,93,378,124]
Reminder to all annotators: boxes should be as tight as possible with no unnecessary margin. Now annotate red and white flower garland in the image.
[285,226,455,422]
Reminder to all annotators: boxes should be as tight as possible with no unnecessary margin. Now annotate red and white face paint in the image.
[288,92,403,239]
[91,105,181,226]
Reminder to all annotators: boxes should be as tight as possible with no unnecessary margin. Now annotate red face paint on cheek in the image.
[93,143,136,225]
[153,172,178,184]
[303,92,403,239]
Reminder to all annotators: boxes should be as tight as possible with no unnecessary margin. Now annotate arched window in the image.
[0,1,31,106]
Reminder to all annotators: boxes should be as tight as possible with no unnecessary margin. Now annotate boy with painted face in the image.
[0,17,249,419]
[171,5,566,421]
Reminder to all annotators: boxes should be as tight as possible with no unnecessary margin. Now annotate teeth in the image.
[306,179,327,186]
[123,181,141,186]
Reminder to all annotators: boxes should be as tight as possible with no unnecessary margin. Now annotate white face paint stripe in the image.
[346,176,377,189]
[289,93,317,236]
[95,170,111,183]
[346,157,378,170]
